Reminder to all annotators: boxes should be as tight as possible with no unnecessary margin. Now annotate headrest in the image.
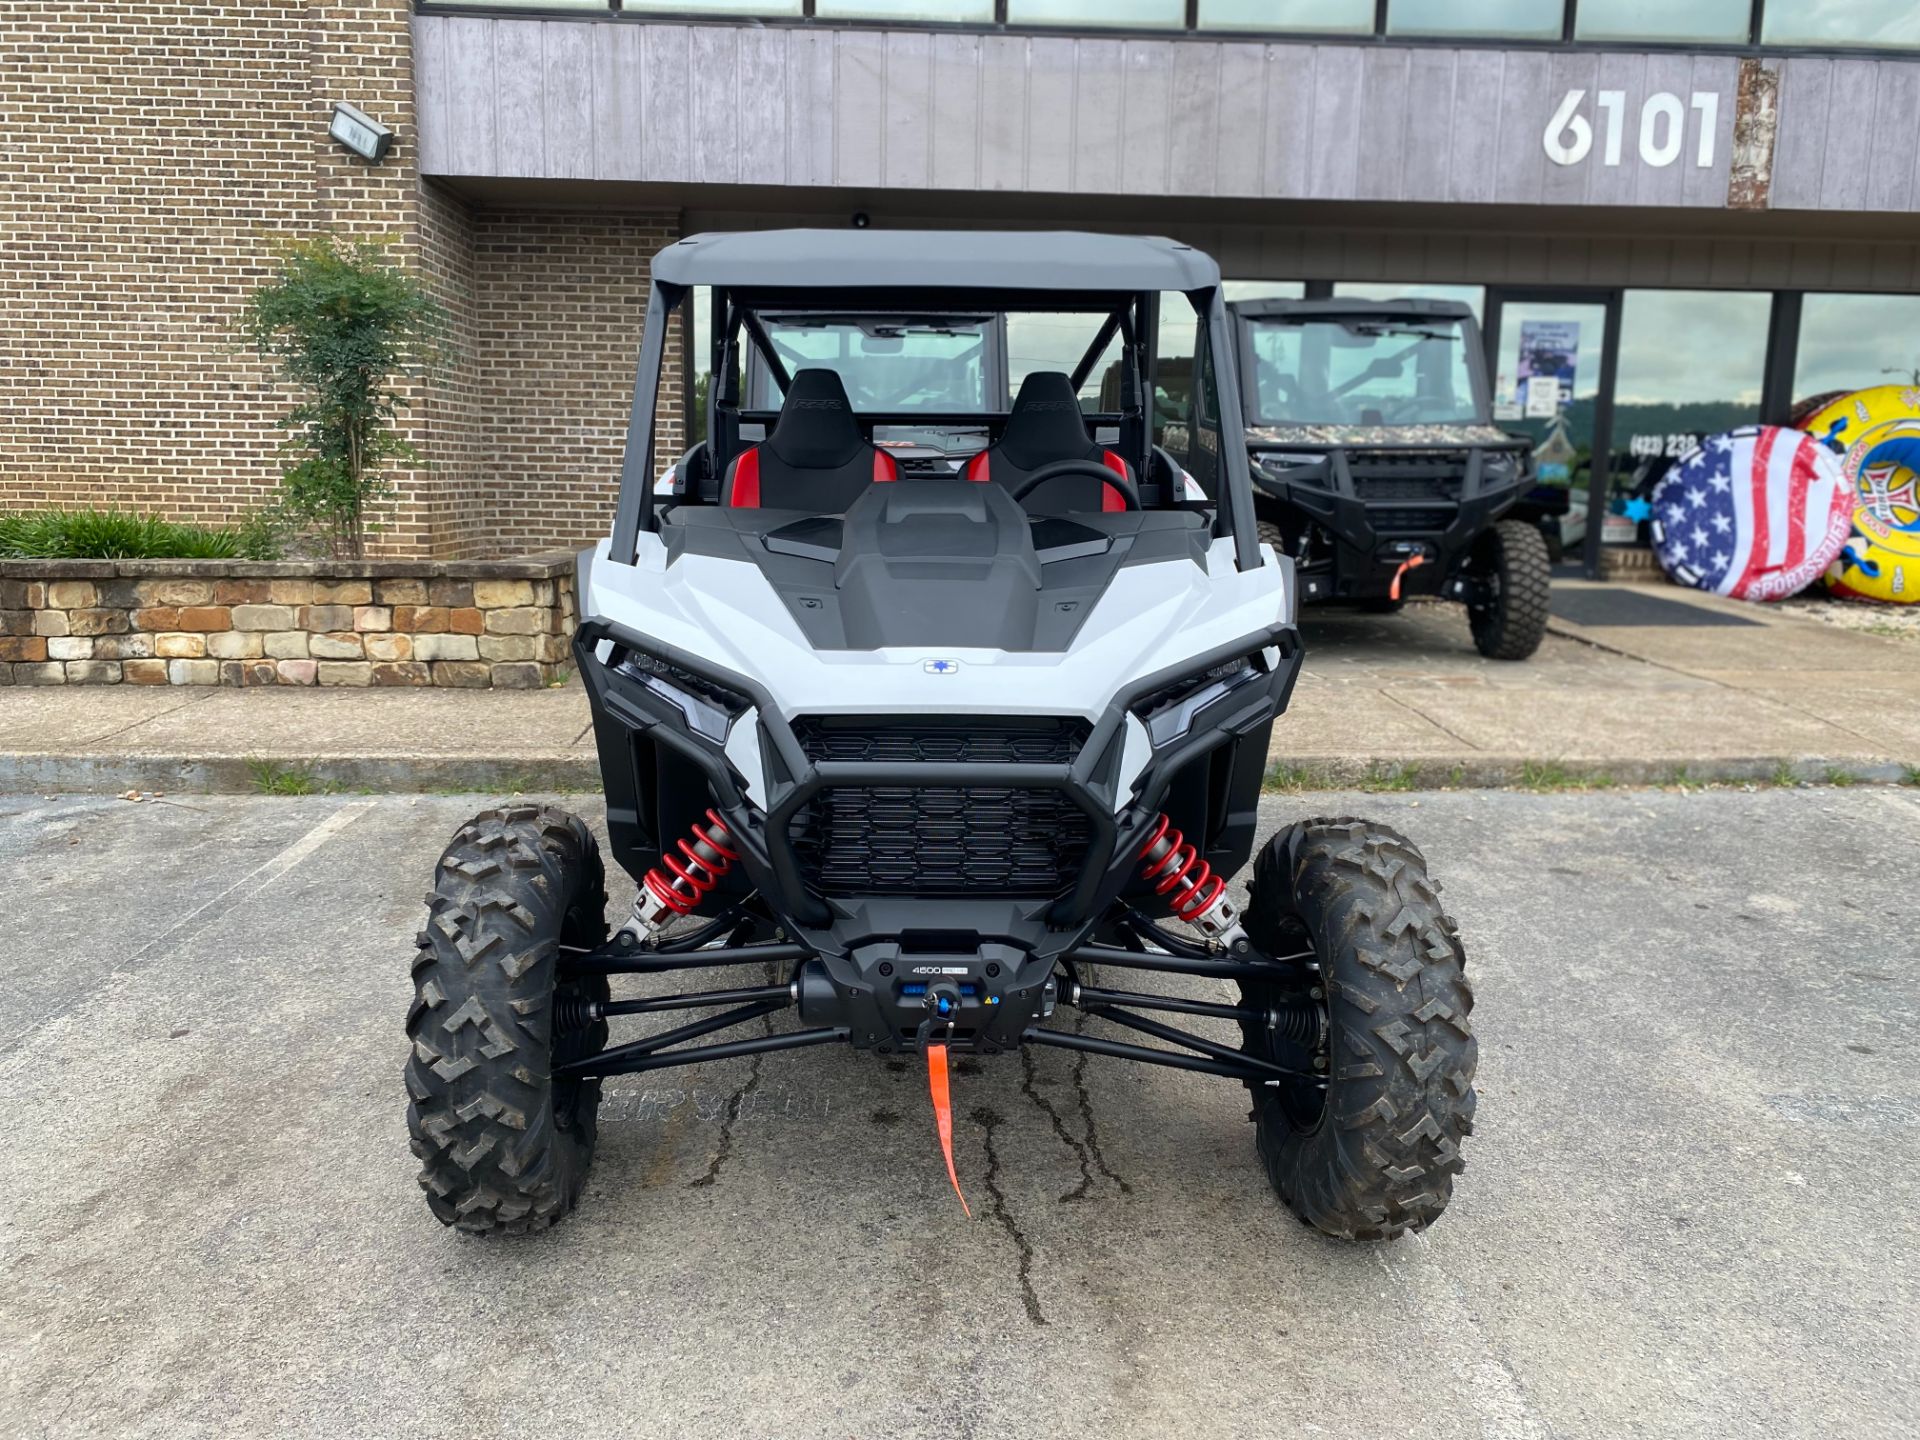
[767,367,868,469]
[998,371,1098,470]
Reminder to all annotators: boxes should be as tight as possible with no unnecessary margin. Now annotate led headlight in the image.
[614,651,746,744]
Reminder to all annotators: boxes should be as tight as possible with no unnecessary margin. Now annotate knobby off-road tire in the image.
[406,805,609,1235]
[1467,518,1551,661]
[1239,818,1477,1240]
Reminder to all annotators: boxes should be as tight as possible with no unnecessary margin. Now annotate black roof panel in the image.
[654,229,1221,293]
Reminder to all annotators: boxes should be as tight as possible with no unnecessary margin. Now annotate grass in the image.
[1904,765,1920,787]
[1518,761,1613,792]
[1263,763,1317,793]
[1768,761,1801,788]
[246,757,338,796]
[1357,762,1421,792]
[0,506,279,560]
[1823,766,1858,788]
[1659,765,1696,789]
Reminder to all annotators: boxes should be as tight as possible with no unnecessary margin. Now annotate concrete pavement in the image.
[2,789,1916,1439]
[0,580,1915,792]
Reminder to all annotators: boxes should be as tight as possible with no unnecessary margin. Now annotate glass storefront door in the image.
[1485,290,1621,576]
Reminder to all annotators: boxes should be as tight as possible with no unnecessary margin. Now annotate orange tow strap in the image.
[1389,552,1429,601]
[926,1041,971,1217]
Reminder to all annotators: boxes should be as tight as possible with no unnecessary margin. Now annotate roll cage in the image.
[607,230,1264,572]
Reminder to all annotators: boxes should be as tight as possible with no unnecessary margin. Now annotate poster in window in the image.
[1516,320,1580,415]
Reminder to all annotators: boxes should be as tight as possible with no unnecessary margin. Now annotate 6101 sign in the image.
[1543,89,1720,169]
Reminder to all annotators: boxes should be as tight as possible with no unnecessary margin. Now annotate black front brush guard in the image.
[551,917,1324,1090]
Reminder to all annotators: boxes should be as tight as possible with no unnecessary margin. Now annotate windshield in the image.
[1246,316,1480,426]
[759,317,991,413]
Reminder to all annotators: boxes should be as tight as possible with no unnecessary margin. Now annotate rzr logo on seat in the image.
[790,398,843,410]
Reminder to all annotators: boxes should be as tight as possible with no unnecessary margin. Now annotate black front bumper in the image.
[574,615,1301,1050]
[1253,443,1527,601]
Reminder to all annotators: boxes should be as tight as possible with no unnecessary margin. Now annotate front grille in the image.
[1348,449,1468,504]
[789,716,1092,897]
[1369,506,1454,534]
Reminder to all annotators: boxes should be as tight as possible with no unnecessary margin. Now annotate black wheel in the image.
[1238,817,1476,1241]
[406,804,609,1235]
[1466,519,1551,660]
[1255,519,1287,557]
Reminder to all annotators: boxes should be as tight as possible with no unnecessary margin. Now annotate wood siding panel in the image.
[492,21,545,177]
[1215,42,1266,199]
[591,22,645,183]
[1585,51,1646,209]
[1492,49,1551,205]
[1635,53,1695,209]
[1684,53,1738,208]
[1400,50,1456,204]
[787,30,835,189]
[639,26,692,184]
[1169,42,1223,198]
[881,31,934,191]
[1355,48,1410,202]
[1119,41,1174,197]
[1865,61,1920,213]
[1447,50,1504,205]
[833,29,885,188]
[1262,45,1311,198]
[1025,37,1077,195]
[1306,47,1363,202]
[542,21,595,182]
[412,14,453,176]
[735,29,788,187]
[1540,51,1600,209]
[929,33,983,193]
[1817,60,1880,212]
[978,36,1028,192]
[1071,38,1123,195]
[1770,59,1831,212]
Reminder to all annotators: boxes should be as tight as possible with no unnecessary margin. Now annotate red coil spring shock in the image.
[637,809,738,928]
[1137,812,1242,941]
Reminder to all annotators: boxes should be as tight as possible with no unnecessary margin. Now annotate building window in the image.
[1614,289,1770,456]
[1333,281,1486,322]
[1793,294,1920,402]
[1007,0,1187,28]
[1573,0,1751,44]
[1197,0,1374,33]
[1762,2,1920,48]
[816,0,993,17]
[1224,281,1307,303]
[1386,0,1563,40]
[619,1,803,12]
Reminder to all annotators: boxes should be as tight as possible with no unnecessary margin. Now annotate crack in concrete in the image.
[1070,1013,1132,1196]
[969,1105,1046,1326]
[1380,688,1483,751]
[1019,1046,1095,1202]
[688,967,776,1189]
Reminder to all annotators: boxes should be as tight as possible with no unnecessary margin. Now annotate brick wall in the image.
[0,4,681,560]
[466,209,685,557]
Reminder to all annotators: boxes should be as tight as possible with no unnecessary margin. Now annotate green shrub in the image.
[239,233,449,558]
[0,507,280,560]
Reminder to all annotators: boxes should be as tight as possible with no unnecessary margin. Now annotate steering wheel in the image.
[1004,458,1142,512]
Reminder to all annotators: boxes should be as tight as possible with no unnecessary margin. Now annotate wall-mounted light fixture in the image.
[329,102,394,163]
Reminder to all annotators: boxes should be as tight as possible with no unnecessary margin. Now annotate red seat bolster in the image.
[728,447,761,508]
[1100,450,1131,513]
[965,450,991,482]
[874,450,899,483]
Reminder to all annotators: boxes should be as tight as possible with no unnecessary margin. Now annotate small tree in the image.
[240,234,448,558]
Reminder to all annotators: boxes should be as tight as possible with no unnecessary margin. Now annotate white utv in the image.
[406,231,1477,1241]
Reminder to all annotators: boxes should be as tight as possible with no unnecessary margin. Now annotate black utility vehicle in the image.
[1231,298,1552,659]
[405,232,1476,1243]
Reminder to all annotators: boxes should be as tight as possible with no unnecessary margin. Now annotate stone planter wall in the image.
[0,553,579,688]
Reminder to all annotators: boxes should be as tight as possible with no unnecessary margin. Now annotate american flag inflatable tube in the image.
[1649,425,1851,602]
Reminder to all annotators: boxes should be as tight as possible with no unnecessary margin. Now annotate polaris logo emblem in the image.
[924,658,960,674]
